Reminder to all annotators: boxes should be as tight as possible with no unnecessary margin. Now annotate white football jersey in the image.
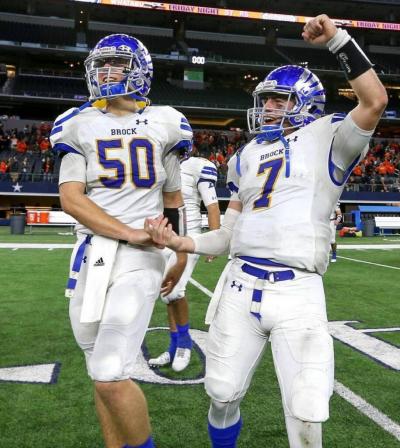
[228,114,370,275]
[51,105,192,233]
[180,157,218,234]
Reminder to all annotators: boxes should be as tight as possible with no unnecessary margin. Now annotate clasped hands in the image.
[144,214,178,250]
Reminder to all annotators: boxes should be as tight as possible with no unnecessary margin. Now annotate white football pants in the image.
[69,236,165,381]
[205,259,334,423]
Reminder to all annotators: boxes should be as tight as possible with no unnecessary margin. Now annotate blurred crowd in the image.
[193,129,249,185]
[0,121,399,193]
[0,122,59,182]
[347,139,400,192]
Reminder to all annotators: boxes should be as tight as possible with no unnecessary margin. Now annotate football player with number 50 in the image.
[51,34,192,448]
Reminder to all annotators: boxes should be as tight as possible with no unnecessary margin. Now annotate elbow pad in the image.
[164,205,187,236]
[191,208,240,256]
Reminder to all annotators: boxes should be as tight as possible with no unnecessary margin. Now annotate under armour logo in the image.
[136,119,148,125]
[287,135,298,143]
[82,256,87,264]
[230,281,243,291]
[94,257,105,267]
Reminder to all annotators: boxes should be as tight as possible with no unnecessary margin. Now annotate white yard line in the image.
[0,243,74,249]
[188,277,213,298]
[360,327,400,333]
[337,255,400,270]
[1,243,399,250]
[190,276,400,441]
[334,381,400,441]
[338,244,400,249]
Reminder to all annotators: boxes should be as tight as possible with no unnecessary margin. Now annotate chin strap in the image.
[255,124,283,144]
[98,80,149,104]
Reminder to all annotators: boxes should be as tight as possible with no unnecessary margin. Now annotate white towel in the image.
[205,259,234,325]
[80,235,119,323]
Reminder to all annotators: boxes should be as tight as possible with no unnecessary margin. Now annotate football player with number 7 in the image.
[51,34,192,448]
[145,14,387,448]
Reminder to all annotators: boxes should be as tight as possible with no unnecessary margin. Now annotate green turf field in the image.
[0,230,399,447]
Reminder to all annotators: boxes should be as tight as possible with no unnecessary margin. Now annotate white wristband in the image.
[326,28,351,54]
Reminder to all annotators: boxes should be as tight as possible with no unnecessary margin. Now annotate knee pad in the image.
[88,331,130,381]
[290,368,331,422]
[205,377,236,403]
[161,291,185,304]
[88,350,127,381]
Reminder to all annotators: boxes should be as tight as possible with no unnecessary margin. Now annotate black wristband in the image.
[335,39,373,81]
[164,206,187,236]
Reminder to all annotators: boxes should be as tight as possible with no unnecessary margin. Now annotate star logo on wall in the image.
[12,183,23,192]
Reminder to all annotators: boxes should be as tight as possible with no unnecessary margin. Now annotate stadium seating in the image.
[0,21,76,46]
[13,76,86,99]
[185,38,287,65]
[151,81,250,109]
[87,30,177,55]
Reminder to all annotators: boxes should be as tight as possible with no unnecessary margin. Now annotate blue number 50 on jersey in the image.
[97,138,156,189]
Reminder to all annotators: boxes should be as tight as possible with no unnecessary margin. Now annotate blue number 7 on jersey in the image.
[253,157,284,210]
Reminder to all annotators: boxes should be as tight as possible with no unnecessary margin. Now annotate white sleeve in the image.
[331,113,374,171]
[191,208,240,256]
[59,153,86,185]
[198,181,218,207]
[162,151,181,192]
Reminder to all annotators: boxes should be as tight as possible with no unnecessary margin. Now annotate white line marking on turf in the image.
[188,277,213,298]
[0,243,74,249]
[338,244,400,249]
[334,381,400,441]
[2,243,399,250]
[189,276,400,441]
[361,327,400,333]
[338,256,400,270]
[0,363,58,384]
